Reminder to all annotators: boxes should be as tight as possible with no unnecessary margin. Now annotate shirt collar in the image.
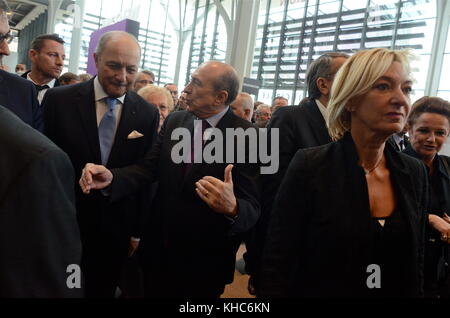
[94,76,126,104]
[392,133,403,144]
[315,99,328,121]
[27,73,56,88]
[199,106,229,128]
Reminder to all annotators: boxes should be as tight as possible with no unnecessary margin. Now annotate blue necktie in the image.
[98,97,117,165]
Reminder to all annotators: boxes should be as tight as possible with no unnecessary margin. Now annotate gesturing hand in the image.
[79,163,113,194]
[195,164,237,218]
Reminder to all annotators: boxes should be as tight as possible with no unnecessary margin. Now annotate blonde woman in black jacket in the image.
[259,48,428,298]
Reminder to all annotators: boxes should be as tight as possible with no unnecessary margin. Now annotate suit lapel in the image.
[304,100,332,145]
[76,80,101,163]
[0,74,10,107]
[107,93,138,167]
[386,143,420,249]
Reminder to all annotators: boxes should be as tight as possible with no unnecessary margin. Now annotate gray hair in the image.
[256,104,271,114]
[306,52,350,100]
[139,70,155,81]
[95,31,141,57]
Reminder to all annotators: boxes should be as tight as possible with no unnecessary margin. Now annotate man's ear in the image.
[29,49,37,62]
[316,77,330,96]
[94,53,99,68]
[215,90,229,105]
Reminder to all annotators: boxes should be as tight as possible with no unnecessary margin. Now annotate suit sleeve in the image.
[0,147,83,297]
[417,161,429,297]
[258,149,310,297]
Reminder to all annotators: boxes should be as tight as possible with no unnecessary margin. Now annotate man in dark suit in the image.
[0,105,82,297]
[80,61,260,298]
[43,31,160,297]
[22,33,64,104]
[248,52,349,293]
[0,3,42,131]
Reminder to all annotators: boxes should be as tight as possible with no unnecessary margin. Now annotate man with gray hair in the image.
[43,31,160,297]
[254,104,271,128]
[78,61,260,298]
[133,70,155,92]
[231,92,254,122]
[249,52,349,295]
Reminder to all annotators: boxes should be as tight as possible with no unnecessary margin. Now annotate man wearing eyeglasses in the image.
[0,2,42,131]
[133,70,155,92]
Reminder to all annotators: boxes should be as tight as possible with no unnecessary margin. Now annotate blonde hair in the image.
[327,48,412,141]
[138,85,174,112]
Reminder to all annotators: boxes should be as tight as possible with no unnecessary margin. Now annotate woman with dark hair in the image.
[404,96,450,298]
[259,48,428,298]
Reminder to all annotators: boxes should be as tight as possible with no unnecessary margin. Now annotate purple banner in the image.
[86,19,140,76]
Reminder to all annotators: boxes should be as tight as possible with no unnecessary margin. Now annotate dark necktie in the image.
[98,97,117,165]
[399,139,404,151]
[185,119,211,176]
[34,84,49,92]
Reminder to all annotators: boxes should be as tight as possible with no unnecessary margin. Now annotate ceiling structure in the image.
[6,0,73,30]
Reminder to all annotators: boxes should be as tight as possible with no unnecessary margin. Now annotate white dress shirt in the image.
[27,73,56,105]
[93,77,125,131]
[315,99,328,122]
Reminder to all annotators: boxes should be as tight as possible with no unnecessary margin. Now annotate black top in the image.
[369,211,412,297]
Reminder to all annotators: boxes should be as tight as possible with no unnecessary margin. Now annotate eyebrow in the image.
[378,76,412,85]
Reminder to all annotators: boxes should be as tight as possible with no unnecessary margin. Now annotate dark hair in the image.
[212,68,240,105]
[272,96,288,105]
[408,96,450,127]
[59,72,79,84]
[140,70,155,81]
[31,34,65,51]
[306,52,349,100]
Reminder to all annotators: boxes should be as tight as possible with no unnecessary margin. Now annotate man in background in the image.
[22,33,65,104]
[230,92,254,122]
[133,70,155,92]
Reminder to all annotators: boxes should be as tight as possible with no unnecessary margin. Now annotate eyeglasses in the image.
[0,32,14,44]
[138,80,154,85]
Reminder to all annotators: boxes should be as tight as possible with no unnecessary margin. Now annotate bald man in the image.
[79,61,260,298]
[230,92,254,122]
[43,31,160,297]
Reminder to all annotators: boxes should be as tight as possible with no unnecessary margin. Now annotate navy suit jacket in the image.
[0,70,42,131]
[43,79,159,252]
[0,105,82,297]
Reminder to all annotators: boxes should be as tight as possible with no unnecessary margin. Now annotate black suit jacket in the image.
[259,133,428,298]
[110,108,260,290]
[252,100,332,280]
[0,70,42,131]
[0,106,82,297]
[43,79,159,250]
[262,99,331,214]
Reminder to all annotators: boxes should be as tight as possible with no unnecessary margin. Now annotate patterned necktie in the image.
[98,97,117,165]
